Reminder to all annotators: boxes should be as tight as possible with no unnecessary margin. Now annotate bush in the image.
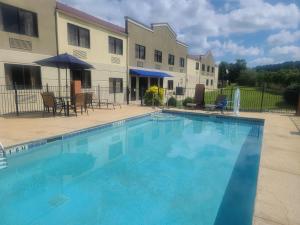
[143,86,164,106]
[283,83,300,106]
[182,97,194,106]
[167,96,177,107]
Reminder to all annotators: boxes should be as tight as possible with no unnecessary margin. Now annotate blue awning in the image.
[130,69,172,78]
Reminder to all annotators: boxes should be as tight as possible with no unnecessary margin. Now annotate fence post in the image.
[13,83,19,116]
[46,83,49,92]
[97,84,100,100]
[140,87,143,106]
[113,87,116,104]
[260,84,265,112]
[126,86,129,105]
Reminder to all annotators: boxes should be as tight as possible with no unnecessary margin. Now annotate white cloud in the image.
[267,30,300,45]
[269,45,300,59]
[249,57,275,67]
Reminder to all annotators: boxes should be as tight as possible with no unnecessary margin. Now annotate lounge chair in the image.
[41,92,65,116]
[205,95,228,113]
[89,92,121,110]
[186,84,205,109]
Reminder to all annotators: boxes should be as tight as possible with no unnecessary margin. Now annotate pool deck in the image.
[1,106,300,225]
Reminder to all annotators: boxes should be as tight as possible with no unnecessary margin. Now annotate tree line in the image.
[218,60,300,88]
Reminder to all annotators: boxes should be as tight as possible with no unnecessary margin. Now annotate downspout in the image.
[125,19,129,104]
[54,7,61,97]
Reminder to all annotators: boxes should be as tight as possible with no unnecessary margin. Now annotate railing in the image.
[0,84,128,116]
[0,142,7,170]
[140,86,296,113]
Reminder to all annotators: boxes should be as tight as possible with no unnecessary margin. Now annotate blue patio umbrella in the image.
[35,53,94,94]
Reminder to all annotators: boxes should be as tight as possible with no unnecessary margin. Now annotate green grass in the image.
[204,86,292,111]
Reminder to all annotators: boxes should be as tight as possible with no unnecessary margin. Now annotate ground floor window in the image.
[206,79,209,86]
[4,64,42,89]
[168,80,174,90]
[109,78,123,93]
[211,80,213,86]
[70,70,91,88]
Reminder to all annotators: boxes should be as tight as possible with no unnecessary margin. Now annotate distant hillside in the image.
[255,61,300,71]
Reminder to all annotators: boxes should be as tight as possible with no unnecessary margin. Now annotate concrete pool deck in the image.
[0,106,299,225]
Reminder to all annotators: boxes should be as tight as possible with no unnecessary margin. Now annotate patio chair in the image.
[41,92,65,116]
[186,84,205,109]
[72,93,88,116]
[205,95,228,113]
[84,92,94,111]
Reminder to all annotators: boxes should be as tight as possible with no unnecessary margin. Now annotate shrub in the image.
[236,70,257,86]
[182,97,194,106]
[167,96,177,107]
[143,86,164,106]
[283,84,300,106]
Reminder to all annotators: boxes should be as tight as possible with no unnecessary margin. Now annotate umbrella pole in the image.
[66,68,68,97]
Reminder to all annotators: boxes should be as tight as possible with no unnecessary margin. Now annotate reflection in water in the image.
[0,114,263,225]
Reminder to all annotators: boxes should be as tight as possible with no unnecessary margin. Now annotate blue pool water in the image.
[0,113,263,225]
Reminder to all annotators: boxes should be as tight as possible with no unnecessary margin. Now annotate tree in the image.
[218,61,229,87]
[228,59,247,83]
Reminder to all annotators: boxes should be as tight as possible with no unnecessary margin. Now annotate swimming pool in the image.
[0,112,264,225]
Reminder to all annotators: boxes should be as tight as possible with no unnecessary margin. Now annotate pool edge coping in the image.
[4,109,265,157]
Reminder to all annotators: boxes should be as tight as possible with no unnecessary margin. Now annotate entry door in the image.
[139,77,148,99]
[131,76,136,101]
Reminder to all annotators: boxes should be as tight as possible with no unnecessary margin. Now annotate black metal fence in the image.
[141,86,296,113]
[0,84,296,115]
[0,85,128,116]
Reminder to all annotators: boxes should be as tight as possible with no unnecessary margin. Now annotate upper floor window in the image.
[212,67,215,73]
[202,64,205,71]
[135,44,145,60]
[154,50,162,63]
[207,65,210,72]
[5,64,41,89]
[68,23,90,48]
[0,3,38,37]
[196,62,199,70]
[179,57,185,67]
[109,36,123,55]
[168,54,175,65]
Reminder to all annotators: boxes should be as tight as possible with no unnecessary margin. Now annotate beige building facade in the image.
[187,51,219,90]
[0,0,58,88]
[0,0,219,112]
[125,17,188,101]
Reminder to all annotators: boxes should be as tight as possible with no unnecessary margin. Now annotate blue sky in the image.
[61,0,300,67]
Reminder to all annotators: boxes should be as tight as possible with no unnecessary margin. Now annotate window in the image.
[206,79,209,86]
[196,62,199,70]
[202,64,205,71]
[207,65,210,72]
[68,23,90,48]
[168,54,175,65]
[211,80,213,86]
[179,57,185,67]
[71,70,91,88]
[135,44,145,60]
[212,67,215,73]
[0,3,38,37]
[109,36,123,55]
[5,64,41,89]
[154,50,162,63]
[109,78,123,93]
[168,80,174,90]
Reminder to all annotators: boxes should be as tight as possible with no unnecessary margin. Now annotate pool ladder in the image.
[0,143,7,170]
